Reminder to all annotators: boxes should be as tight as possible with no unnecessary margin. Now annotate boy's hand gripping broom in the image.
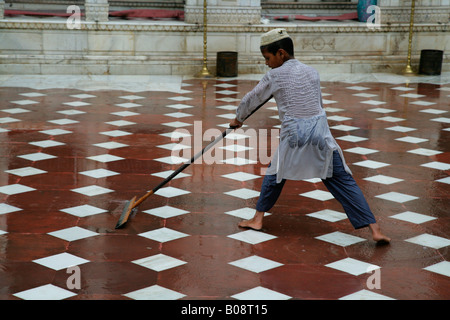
[115,96,272,229]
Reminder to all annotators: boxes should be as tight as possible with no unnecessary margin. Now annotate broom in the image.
[115,95,273,229]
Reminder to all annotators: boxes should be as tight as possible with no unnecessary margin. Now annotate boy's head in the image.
[260,28,294,69]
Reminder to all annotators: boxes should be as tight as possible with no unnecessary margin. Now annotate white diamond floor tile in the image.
[385,126,417,133]
[18,152,57,161]
[219,144,252,152]
[229,255,283,273]
[353,160,390,169]
[70,94,96,99]
[93,141,128,149]
[111,111,140,117]
[224,188,260,199]
[407,148,442,156]
[330,125,360,131]
[138,227,189,243]
[79,168,120,178]
[325,258,380,276]
[0,184,36,195]
[377,116,405,122]
[410,101,436,106]
[346,86,370,91]
[300,190,334,201]
[405,233,450,249]
[105,120,136,127]
[157,143,191,151]
[389,211,437,224]
[0,117,21,124]
[154,186,190,198]
[143,205,189,218]
[221,157,257,166]
[71,185,114,196]
[339,289,395,300]
[119,95,145,100]
[20,92,46,97]
[227,230,277,245]
[154,156,188,165]
[336,135,368,142]
[87,154,124,163]
[395,136,429,144]
[57,109,85,115]
[423,261,450,278]
[431,117,450,124]
[165,103,194,110]
[39,129,72,136]
[164,112,192,118]
[150,170,190,180]
[5,167,47,177]
[100,130,132,137]
[0,203,22,215]
[375,192,418,203]
[224,207,271,220]
[63,101,91,107]
[436,176,450,184]
[48,226,99,241]
[420,108,447,114]
[115,102,141,108]
[421,161,450,170]
[368,107,396,113]
[48,119,79,125]
[132,253,187,272]
[33,252,90,270]
[13,284,77,300]
[168,96,192,101]
[2,107,30,114]
[29,140,65,148]
[345,147,379,155]
[306,209,347,222]
[10,99,38,105]
[124,285,185,300]
[60,204,107,217]
[162,121,192,128]
[221,172,260,181]
[315,231,366,247]
[363,174,404,185]
[231,286,291,300]
[361,100,387,106]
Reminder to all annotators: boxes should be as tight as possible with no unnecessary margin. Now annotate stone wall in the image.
[0,0,448,75]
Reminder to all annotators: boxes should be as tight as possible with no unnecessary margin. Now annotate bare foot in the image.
[238,211,264,231]
[369,223,391,244]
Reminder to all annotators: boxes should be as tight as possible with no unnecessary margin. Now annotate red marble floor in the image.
[0,77,449,301]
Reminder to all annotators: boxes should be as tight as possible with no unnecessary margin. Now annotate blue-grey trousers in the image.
[256,150,376,229]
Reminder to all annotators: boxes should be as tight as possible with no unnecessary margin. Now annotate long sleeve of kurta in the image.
[235,73,274,123]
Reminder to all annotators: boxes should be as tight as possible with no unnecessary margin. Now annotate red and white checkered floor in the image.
[0,74,449,300]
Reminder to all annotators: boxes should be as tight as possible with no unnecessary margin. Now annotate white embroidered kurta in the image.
[236,59,352,183]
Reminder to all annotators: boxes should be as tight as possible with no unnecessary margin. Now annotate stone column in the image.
[0,0,5,20]
[85,0,109,22]
[378,0,450,24]
[185,0,262,24]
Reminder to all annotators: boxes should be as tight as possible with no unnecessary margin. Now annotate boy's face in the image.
[261,48,285,69]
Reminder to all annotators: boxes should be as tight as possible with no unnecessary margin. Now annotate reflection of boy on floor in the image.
[229,28,390,243]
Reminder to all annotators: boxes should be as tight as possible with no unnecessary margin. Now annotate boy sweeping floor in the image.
[229,28,390,243]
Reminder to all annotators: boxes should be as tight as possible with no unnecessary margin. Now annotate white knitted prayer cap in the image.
[260,28,290,46]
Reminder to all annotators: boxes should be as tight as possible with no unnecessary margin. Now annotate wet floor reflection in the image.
[0,77,448,300]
